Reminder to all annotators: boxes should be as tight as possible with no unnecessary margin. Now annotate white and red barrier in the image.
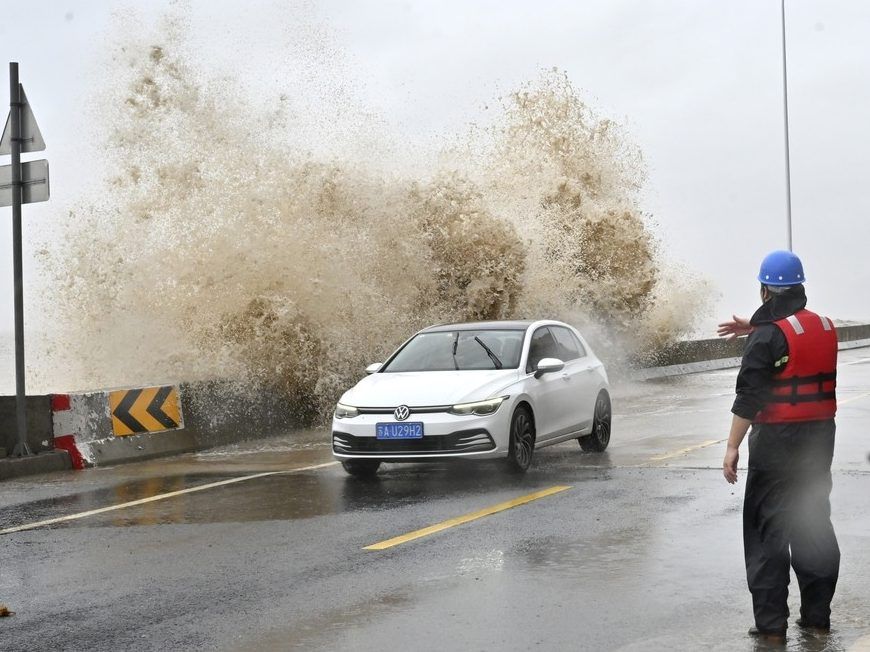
[50,391,113,469]
[50,386,186,469]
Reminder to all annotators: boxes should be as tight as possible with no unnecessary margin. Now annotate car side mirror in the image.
[365,363,383,374]
[534,357,564,379]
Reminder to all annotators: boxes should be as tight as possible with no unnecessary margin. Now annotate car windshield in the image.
[382,329,525,372]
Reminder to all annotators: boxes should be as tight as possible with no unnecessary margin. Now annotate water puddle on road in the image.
[231,588,416,652]
[0,472,344,530]
[1,461,551,531]
[0,473,232,531]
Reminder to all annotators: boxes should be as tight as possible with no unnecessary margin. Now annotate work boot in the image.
[796,618,830,634]
[748,626,786,645]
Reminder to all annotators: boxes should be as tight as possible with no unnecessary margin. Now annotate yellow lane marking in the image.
[840,391,870,406]
[649,439,724,462]
[0,461,339,536]
[364,485,571,551]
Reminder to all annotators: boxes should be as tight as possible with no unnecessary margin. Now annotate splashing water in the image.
[39,20,709,423]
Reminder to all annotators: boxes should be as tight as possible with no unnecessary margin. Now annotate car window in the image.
[383,330,525,372]
[571,332,587,357]
[526,327,559,373]
[550,326,583,361]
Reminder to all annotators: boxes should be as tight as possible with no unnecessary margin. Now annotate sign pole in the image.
[9,62,30,457]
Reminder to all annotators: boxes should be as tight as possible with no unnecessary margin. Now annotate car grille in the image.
[356,405,451,415]
[332,429,495,455]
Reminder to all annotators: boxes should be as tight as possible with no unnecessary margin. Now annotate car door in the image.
[552,326,600,432]
[526,326,575,441]
[547,326,589,434]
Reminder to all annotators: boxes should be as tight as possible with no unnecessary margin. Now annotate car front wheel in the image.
[341,459,381,477]
[506,406,535,473]
[579,391,611,452]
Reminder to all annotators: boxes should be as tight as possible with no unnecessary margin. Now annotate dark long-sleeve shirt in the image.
[731,287,808,420]
[732,325,788,419]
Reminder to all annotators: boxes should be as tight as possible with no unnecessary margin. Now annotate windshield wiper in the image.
[451,332,460,370]
[474,336,503,369]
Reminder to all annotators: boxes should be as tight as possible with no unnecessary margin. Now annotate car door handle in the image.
[561,373,570,381]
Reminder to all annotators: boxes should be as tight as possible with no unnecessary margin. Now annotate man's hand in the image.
[717,315,752,341]
[723,446,739,484]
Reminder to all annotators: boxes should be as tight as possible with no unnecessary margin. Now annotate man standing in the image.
[719,250,840,643]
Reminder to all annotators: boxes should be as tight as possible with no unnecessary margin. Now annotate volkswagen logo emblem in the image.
[394,405,411,421]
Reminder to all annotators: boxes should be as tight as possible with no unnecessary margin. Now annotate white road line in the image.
[648,439,725,462]
[0,461,339,536]
[840,391,870,406]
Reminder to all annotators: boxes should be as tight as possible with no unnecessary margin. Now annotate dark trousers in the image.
[743,419,840,633]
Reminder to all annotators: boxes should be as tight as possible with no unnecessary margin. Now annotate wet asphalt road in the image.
[1,350,869,652]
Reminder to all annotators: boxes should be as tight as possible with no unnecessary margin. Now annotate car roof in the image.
[420,320,536,333]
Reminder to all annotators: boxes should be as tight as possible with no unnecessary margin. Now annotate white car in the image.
[332,320,611,476]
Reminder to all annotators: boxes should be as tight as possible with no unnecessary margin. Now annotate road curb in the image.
[0,450,71,480]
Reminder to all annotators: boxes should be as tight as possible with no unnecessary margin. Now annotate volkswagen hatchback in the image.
[332,320,611,476]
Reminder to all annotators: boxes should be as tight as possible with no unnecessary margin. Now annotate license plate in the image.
[376,422,424,439]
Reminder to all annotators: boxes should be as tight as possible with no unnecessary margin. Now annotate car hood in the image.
[341,369,521,407]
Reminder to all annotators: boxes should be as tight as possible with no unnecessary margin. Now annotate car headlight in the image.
[334,402,359,419]
[448,396,508,416]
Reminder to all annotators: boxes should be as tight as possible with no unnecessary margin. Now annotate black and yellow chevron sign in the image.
[109,385,183,437]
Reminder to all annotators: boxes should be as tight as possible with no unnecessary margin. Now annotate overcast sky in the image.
[1,0,869,344]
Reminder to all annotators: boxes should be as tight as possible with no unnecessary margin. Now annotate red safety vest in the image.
[755,309,838,423]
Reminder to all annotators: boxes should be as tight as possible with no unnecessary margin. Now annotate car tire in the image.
[506,405,535,473]
[341,459,381,477]
[579,390,611,452]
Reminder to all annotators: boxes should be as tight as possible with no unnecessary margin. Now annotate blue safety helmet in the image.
[758,250,805,286]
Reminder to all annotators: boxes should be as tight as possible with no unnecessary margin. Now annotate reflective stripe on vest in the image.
[785,314,804,335]
[754,309,838,424]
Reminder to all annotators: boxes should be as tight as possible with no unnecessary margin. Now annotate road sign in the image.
[0,86,44,154]
[109,385,184,436]
[0,158,49,207]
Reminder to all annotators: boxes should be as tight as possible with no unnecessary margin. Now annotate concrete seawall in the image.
[0,395,54,456]
[47,380,297,469]
[1,380,298,477]
[634,323,870,380]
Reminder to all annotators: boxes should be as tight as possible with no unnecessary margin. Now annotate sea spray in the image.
[40,24,708,423]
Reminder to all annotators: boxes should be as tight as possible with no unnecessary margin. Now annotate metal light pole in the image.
[781,0,794,251]
[8,62,30,456]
